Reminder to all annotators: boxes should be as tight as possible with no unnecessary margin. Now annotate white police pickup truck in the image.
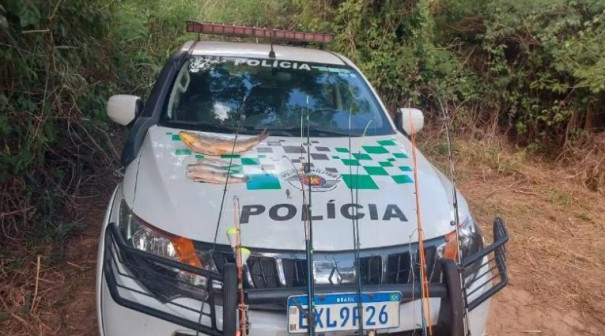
[96,23,508,336]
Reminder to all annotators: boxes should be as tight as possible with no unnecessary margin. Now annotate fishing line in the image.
[130,151,144,213]
[436,97,472,336]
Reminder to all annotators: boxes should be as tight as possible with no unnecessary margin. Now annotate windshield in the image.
[161,56,394,137]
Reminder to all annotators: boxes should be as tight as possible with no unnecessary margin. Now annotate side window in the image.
[166,63,191,118]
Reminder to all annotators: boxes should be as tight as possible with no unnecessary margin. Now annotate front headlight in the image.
[458,213,484,259]
[115,199,217,300]
[438,213,484,281]
[117,199,203,267]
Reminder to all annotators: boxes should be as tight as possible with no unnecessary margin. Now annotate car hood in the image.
[122,125,469,251]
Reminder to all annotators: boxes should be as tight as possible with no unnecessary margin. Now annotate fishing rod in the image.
[280,103,317,335]
[196,85,256,336]
[284,98,318,335]
[227,197,250,336]
[209,85,259,250]
[347,116,373,335]
[406,109,433,336]
[436,97,472,336]
[303,99,317,336]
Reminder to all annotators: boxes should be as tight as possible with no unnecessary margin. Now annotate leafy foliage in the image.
[0,0,203,244]
[437,0,605,148]
[202,0,604,150]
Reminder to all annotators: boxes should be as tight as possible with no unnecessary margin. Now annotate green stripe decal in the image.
[175,149,192,155]
[341,174,379,189]
[377,140,397,146]
[363,146,389,154]
[363,166,388,176]
[246,174,281,190]
[241,158,260,165]
[353,153,372,160]
[341,159,360,166]
[392,175,414,184]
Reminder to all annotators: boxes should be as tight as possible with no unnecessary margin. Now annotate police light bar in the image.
[186,21,333,44]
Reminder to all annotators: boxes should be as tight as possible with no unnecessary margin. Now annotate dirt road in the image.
[1,139,603,335]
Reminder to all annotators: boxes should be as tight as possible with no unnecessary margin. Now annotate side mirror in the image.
[107,95,142,126]
[395,108,424,135]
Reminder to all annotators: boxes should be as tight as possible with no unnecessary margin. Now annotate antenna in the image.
[268,30,276,58]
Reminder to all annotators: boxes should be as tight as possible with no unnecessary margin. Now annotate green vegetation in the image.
[204,0,605,148]
[1,0,603,243]
[0,0,204,245]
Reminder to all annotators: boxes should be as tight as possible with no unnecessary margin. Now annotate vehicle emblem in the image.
[280,168,340,192]
[328,267,342,285]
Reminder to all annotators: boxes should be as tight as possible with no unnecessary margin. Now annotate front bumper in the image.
[99,219,508,336]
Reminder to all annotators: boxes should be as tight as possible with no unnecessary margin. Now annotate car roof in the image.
[182,40,346,65]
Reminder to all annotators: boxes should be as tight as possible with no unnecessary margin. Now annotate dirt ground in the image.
[1,138,604,335]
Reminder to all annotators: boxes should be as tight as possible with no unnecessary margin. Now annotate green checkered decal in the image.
[167,131,414,190]
[337,142,415,189]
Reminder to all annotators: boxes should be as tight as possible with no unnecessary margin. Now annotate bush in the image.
[436,0,605,149]
[201,0,604,151]
[0,0,202,246]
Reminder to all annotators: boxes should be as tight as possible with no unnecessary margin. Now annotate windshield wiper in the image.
[310,128,354,137]
[167,120,238,134]
[251,126,356,137]
[251,126,300,136]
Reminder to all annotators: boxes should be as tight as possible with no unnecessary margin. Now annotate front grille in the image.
[360,255,382,284]
[282,258,307,287]
[198,238,445,289]
[248,256,280,288]
[385,246,441,284]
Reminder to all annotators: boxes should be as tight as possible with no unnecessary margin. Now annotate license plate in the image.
[287,291,401,333]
